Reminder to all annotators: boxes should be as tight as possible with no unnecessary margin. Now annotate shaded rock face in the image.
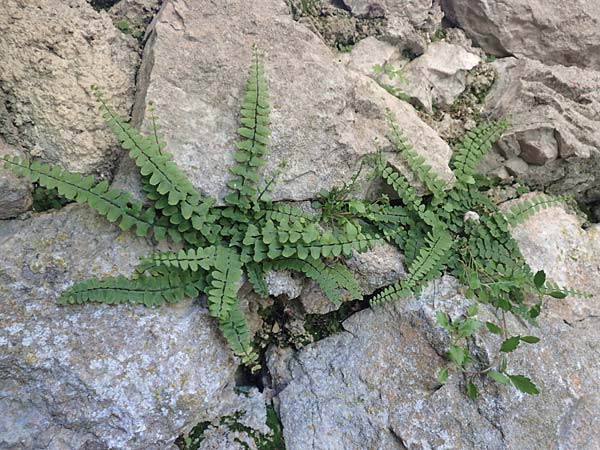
[0,206,237,450]
[482,57,600,203]
[269,204,600,450]
[0,137,32,219]
[0,0,138,175]
[114,0,452,204]
[441,0,600,71]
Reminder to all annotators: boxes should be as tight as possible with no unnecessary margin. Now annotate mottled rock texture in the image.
[483,57,600,203]
[442,0,600,70]
[0,0,138,175]
[402,41,481,113]
[114,0,452,204]
[269,203,600,450]
[0,206,238,450]
[0,137,32,219]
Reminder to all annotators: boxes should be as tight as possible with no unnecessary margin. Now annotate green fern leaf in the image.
[450,120,509,183]
[225,46,271,211]
[58,271,205,307]
[2,156,169,240]
[207,247,244,320]
[504,194,566,227]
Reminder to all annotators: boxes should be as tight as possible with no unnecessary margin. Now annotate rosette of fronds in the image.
[3,46,376,371]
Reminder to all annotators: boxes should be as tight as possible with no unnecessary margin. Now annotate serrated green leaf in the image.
[509,374,540,395]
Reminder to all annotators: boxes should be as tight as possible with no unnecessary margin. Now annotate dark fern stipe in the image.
[3,46,376,371]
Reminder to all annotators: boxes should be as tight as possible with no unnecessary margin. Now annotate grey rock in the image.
[441,0,600,70]
[344,241,406,295]
[342,0,441,29]
[299,241,406,315]
[402,41,481,112]
[342,37,402,78]
[265,270,305,300]
[270,204,600,450]
[0,0,138,175]
[197,389,270,450]
[0,205,238,449]
[0,138,32,219]
[484,57,600,203]
[114,0,453,204]
[108,0,163,39]
[504,157,529,177]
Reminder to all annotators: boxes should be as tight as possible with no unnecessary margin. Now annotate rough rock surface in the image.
[342,0,442,29]
[442,0,600,70]
[269,204,600,450]
[0,137,32,219]
[0,0,138,175]
[482,57,600,203]
[114,0,453,204]
[402,41,481,113]
[0,205,238,450]
[300,241,406,315]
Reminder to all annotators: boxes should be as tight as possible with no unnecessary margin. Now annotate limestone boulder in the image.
[269,203,600,450]
[0,205,238,450]
[0,0,138,175]
[441,0,600,70]
[402,41,481,112]
[114,0,453,204]
[482,57,600,203]
[0,137,32,219]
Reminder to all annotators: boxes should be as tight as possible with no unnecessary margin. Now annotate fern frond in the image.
[387,114,446,199]
[246,262,269,299]
[207,247,244,320]
[371,228,452,305]
[58,271,206,307]
[218,302,259,368]
[94,88,215,233]
[380,165,423,211]
[543,280,593,298]
[259,226,378,262]
[142,246,217,272]
[224,46,271,211]
[2,156,169,239]
[450,120,509,183]
[266,258,361,306]
[503,194,565,227]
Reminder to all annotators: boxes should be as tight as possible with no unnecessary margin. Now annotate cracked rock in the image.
[113,0,453,204]
[269,203,600,450]
[0,205,238,449]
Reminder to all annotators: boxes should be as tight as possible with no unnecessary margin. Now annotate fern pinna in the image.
[328,113,589,397]
[2,47,375,371]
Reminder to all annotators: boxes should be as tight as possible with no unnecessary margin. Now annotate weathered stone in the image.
[344,241,406,295]
[299,241,406,315]
[0,205,238,449]
[265,270,305,300]
[342,0,442,30]
[108,0,163,39]
[504,157,529,177]
[114,0,453,204]
[441,0,600,70]
[0,138,32,219]
[196,389,270,450]
[0,0,138,175]
[484,57,600,203]
[402,41,481,112]
[342,36,402,78]
[270,203,600,450]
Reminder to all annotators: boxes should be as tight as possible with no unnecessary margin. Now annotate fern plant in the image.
[325,113,591,397]
[2,47,375,371]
